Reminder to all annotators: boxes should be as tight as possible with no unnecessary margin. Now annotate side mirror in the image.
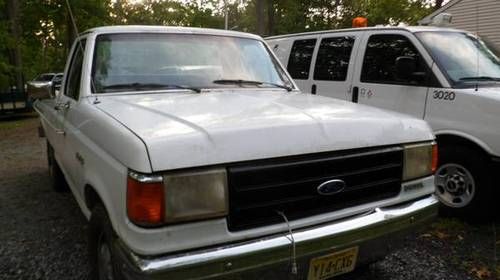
[395,56,417,81]
[395,56,428,83]
[48,83,57,98]
[49,80,62,98]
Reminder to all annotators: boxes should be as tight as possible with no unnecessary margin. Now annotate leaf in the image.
[419,233,432,238]
[469,266,492,279]
[434,231,449,239]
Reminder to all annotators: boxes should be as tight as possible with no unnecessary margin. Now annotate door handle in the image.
[54,101,70,111]
[311,84,317,95]
[352,86,359,103]
[55,129,66,135]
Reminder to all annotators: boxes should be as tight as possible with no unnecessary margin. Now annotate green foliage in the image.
[0,0,435,87]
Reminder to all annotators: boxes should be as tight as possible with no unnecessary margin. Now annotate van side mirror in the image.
[395,56,428,83]
[395,56,417,80]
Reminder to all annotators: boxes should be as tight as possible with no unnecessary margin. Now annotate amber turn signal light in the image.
[431,143,438,174]
[127,172,165,226]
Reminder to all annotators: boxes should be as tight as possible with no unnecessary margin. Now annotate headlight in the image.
[163,168,228,223]
[403,142,438,181]
[127,168,228,226]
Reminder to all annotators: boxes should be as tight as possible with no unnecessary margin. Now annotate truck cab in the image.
[267,26,500,215]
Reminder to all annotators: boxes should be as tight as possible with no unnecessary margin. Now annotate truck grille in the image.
[227,146,403,231]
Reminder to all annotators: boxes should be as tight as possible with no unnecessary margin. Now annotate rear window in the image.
[287,39,316,80]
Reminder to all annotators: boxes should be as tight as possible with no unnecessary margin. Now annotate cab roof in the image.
[266,25,468,40]
[82,25,263,41]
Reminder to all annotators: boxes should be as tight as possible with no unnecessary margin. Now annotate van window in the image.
[287,39,316,80]
[361,34,427,86]
[314,36,355,81]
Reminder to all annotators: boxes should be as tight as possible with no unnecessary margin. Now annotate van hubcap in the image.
[435,163,475,208]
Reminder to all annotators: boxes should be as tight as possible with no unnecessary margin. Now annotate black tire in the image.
[46,141,69,192]
[435,145,492,218]
[88,204,123,280]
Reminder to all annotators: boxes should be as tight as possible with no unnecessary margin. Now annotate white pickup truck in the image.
[35,26,438,280]
[267,26,500,215]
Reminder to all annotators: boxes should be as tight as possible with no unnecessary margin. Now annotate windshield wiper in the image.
[101,83,201,93]
[213,79,293,92]
[459,76,500,82]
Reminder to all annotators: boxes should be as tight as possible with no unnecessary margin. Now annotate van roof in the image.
[82,25,263,41]
[265,26,467,40]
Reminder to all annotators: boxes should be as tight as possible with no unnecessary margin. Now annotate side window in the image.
[314,36,355,81]
[361,34,427,86]
[65,40,86,100]
[287,39,316,80]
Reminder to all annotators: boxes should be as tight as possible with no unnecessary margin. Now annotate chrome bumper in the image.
[114,195,438,279]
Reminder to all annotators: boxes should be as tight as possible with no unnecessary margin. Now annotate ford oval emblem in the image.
[317,179,346,196]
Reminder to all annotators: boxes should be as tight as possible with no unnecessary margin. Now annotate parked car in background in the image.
[0,86,29,113]
[35,26,438,280]
[267,26,500,216]
[27,72,63,100]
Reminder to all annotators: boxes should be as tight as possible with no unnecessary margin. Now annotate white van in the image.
[267,26,500,215]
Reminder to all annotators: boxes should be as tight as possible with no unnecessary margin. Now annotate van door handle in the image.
[311,84,317,95]
[352,86,359,103]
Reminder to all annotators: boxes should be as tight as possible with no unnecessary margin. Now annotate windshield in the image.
[34,74,55,82]
[416,31,500,87]
[91,33,292,93]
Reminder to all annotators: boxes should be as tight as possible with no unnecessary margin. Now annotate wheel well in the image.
[435,134,488,156]
[84,184,103,211]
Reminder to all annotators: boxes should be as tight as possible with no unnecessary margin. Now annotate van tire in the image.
[88,204,123,280]
[47,141,68,192]
[435,145,491,218]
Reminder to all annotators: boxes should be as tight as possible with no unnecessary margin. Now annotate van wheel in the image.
[89,204,122,280]
[434,145,491,217]
[47,142,68,192]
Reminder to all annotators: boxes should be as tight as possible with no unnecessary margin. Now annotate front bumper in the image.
[114,195,438,279]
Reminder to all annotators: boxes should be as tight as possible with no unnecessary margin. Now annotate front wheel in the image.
[88,204,122,280]
[434,145,491,217]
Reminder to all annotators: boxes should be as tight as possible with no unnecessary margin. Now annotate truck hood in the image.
[96,90,433,171]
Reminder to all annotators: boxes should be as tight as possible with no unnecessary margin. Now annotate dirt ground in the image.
[0,113,498,280]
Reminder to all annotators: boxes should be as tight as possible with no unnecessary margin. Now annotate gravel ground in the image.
[0,114,498,280]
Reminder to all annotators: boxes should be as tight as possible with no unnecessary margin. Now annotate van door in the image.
[352,31,437,118]
[310,32,364,101]
[285,37,318,94]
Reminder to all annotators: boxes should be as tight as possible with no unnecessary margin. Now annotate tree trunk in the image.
[267,0,274,36]
[256,0,265,35]
[434,0,444,10]
[6,0,23,91]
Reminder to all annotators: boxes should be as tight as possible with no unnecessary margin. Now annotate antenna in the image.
[64,0,98,100]
[474,1,479,92]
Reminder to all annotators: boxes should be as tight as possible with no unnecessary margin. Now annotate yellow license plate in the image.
[307,247,358,280]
